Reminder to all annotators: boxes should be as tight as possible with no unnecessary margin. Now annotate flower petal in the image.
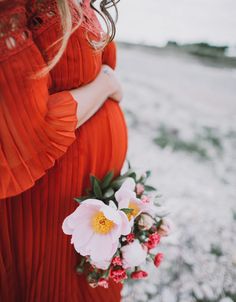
[90,258,111,270]
[90,234,116,262]
[62,216,74,235]
[110,224,122,242]
[115,190,136,207]
[109,200,118,209]
[122,178,136,191]
[118,211,132,235]
[115,178,136,204]
[81,199,105,208]
[72,221,94,250]
[101,205,121,225]
[62,205,96,236]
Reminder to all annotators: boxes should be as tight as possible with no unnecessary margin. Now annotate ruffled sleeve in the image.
[0,41,78,199]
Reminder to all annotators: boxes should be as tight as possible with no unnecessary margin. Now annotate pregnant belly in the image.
[74,98,128,181]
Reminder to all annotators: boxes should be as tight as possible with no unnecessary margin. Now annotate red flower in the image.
[110,269,128,283]
[131,270,148,280]
[112,256,122,266]
[126,233,135,243]
[98,278,109,288]
[154,253,164,268]
[145,232,161,250]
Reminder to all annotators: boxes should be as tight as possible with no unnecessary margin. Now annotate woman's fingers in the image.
[100,65,123,102]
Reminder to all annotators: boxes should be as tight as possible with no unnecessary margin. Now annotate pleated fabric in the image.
[0,0,128,301]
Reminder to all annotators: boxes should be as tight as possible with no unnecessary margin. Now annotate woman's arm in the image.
[70,64,123,128]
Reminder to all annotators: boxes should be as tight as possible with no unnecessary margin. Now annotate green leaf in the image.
[104,188,115,199]
[146,170,151,178]
[110,178,126,189]
[101,171,114,189]
[122,168,136,178]
[121,208,134,214]
[90,174,95,186]
[90,175,101,187]
[127,159,132,169]
[93,178,103,199]
[144,185,156,192]
[74,198,83,203]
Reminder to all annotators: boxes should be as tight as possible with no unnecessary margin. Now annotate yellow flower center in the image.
[127,202,140,220]
[91,211,114,234]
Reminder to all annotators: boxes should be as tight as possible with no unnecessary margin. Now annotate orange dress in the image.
[0,0,127,301]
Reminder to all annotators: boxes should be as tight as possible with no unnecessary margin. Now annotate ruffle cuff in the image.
[0,91,78,199]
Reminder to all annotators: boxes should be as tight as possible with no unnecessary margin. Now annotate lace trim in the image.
[0,5,33,61]
[27,0,103,38]
[0,0,103,61]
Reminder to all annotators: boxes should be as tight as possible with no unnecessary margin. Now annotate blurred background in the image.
[113,0,236,301]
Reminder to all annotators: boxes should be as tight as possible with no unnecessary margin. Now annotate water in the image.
[115,0,236,55]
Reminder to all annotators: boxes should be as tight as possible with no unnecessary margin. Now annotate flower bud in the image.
[137,213,155,231]
[157,218,172,237]
[154,253,164,267]
[131,270,148,279]
[110,269,128,283]
[136,183,145,195]
[112,256,123,266]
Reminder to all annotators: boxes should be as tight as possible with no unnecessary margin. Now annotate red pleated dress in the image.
[0,0,127,301]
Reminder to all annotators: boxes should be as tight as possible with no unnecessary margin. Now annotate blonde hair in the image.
[37,0,119,77]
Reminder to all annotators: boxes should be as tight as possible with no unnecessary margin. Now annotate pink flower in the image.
[126,233,135,243]
[115,178,153,220]
[112,256,123,266]
[136,183,145,195]
[121,240,147,269]
[154,253,164,268]
[141,195,150,203]
[131,270,148,280]
[110,269,128,283]
[98,278,109,288]
[62,199,131,269]
[145,232,161,250]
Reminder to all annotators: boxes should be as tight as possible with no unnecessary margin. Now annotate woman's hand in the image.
[69,64,123,128]
[99,65,123,102]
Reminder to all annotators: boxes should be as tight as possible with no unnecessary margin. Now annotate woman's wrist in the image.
[96,65,116,99]
[95,69,112,99]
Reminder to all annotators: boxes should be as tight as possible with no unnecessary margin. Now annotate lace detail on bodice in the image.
[26,0,59,34]
[0,0,103,61]
[0,4,33,61]
[27,0,102,38]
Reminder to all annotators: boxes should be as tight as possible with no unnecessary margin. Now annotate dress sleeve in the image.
[0,33,78,199]
[102,41,117,70]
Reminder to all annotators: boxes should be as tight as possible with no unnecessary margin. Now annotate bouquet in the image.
[62,165,171,288]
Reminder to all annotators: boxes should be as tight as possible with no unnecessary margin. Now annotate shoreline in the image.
[117,41,236,69]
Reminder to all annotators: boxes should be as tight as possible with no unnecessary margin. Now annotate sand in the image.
[117,43,236,302]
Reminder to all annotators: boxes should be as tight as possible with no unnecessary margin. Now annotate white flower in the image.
[121,240,147,269]
[115,178,154,221]
[62,199,131,268]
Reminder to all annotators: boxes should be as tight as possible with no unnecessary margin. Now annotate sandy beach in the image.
[117,43,236,302]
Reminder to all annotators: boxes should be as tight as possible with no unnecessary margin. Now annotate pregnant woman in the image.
[0,0,127,301]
